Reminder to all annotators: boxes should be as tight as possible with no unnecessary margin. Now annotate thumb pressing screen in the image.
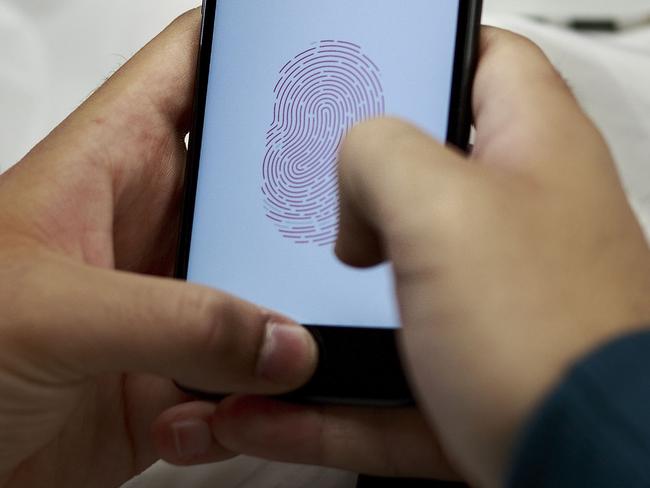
[188,0,461,329]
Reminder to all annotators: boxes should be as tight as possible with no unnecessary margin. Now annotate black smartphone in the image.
[176,0,482,406]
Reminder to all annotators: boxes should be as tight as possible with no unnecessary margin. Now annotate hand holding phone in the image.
[171,27,650,487]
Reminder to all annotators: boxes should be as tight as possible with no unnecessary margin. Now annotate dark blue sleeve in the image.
[508,331,650,488]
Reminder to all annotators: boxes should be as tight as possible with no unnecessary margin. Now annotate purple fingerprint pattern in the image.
[262,41,385,245]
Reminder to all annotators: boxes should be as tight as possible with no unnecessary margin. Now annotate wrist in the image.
[507,329,650,488]
[469,317,650,488]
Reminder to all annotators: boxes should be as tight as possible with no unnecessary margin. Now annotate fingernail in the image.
[256,321,317,384]
[171,419,212,461]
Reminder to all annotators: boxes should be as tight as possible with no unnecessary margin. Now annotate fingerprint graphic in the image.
[262,40,385,245]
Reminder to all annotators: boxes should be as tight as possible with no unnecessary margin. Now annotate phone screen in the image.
[188,0,461,329]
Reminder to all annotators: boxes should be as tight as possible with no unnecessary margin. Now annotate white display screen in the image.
[188,0,460,328]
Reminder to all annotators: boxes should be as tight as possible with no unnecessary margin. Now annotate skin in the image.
[1,8,649,488]
[0,10,317,488]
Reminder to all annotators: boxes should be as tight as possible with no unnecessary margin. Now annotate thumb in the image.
[5,253,318,394]
[335,117,478,271]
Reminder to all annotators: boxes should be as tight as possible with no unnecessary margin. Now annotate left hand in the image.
[0,9,316,488]
[157,396,458,480]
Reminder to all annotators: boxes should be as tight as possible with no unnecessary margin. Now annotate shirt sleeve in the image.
[507,330,650,488]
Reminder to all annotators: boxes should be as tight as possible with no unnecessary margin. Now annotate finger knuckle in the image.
[176,287,233,355]
[171,7,202,30]
[176,287,263,375]
[493,29,564,83]
[341,118,415,167]
[0,257,51,355]
[486,27,541,57]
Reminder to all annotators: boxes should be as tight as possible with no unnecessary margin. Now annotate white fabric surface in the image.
[0,2,648,487]
[487,0,650,21]
[123,458,356,488]
[483,14,650,238]
[0,0,198,171]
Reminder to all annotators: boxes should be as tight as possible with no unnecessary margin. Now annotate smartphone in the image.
[176,0,482,406]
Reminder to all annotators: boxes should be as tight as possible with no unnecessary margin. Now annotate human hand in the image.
[181,28,650,486]
[0,9,316,488]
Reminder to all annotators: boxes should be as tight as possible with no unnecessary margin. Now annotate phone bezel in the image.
[175,0,483,406]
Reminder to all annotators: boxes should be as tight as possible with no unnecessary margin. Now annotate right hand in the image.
[201,28,650,487]
[332,29,650,487]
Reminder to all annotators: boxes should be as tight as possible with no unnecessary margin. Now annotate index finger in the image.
[210,395,458,480]
[472,28,609,175]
